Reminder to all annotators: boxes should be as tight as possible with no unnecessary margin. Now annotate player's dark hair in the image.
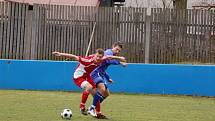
[113,41,123,49]
[96,48,104,55]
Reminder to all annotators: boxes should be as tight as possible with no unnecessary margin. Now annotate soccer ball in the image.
[61,109,72,120]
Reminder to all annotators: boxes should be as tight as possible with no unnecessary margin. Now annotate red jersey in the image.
[73,54,103,79]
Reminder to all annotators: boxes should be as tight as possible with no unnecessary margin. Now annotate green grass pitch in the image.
[0,90,215,121]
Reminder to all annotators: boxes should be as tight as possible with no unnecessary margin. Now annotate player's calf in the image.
[79,81,95,116]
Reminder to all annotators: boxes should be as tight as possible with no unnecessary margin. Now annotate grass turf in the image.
[0,90,215,121]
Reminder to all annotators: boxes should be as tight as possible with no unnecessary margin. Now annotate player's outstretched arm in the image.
[52,51,79,60]
[108,56,126,62]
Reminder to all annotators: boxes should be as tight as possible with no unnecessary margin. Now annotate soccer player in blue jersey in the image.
[88,42,127,119]
[78,43,125,116]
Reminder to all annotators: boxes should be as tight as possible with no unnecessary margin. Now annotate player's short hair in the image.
[113,41,123,49]
[96,48,104,55]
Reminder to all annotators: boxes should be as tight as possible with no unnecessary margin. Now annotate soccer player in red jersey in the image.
[52,48,125,115]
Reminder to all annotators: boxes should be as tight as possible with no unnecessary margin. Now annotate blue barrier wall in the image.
[1,59,215,96]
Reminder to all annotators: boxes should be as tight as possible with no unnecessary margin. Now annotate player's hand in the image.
[52,51,61,56]
[108,79,113,84]
[120,62,127,67]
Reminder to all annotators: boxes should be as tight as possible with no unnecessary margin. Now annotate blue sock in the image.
[92,90,104,109]
[99,95,106,103]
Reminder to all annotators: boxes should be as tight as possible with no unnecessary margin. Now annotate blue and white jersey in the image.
[90,49,120,82]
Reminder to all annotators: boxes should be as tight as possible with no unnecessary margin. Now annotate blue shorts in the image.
[91,72,108,88]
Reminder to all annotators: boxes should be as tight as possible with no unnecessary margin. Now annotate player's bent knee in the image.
[99,87,107,96]
[97,83,105,90]
[81,81,92,90]
[100,87,106,93]
[103,90,110,97]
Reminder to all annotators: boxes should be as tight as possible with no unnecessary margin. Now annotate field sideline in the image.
[0,90,215,121]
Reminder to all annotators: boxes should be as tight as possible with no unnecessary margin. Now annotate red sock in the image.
[80,90,90,109]
[96,100,101,113]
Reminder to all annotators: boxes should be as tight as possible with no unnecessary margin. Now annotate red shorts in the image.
[73,74,96,89]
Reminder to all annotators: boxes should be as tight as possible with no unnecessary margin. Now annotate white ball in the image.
[61,109,72,119]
